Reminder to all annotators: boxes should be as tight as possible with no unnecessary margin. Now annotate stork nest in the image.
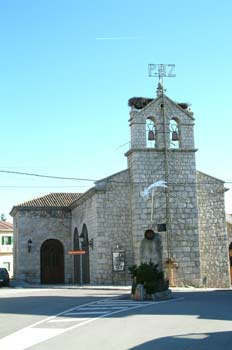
[128,97,153,109]
[128,97,190,111]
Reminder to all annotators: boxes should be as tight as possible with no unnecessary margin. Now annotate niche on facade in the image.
[73,227,80,284]
[146,117,156,148]
[73,227,79,249]
[140,232,162,268]
[80,224,90,284]
[170,118,180,149]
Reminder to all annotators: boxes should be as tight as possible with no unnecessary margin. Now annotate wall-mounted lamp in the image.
[88,238,94,249]
[79,235,94,250]
[27,239,32,253]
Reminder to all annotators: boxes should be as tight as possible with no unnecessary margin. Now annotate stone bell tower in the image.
[125,82,202,287]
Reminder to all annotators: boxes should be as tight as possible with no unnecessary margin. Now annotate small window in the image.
[1,236,12,245]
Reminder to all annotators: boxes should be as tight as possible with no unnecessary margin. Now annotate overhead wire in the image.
[0,169,232,186]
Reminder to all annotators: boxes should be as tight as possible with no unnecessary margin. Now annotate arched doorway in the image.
[229,242,232,284]
[40,239,64,284]
[80,224,90,284]
[73,228,80,284]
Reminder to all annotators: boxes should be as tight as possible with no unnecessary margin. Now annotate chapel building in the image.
[10,84,231,287]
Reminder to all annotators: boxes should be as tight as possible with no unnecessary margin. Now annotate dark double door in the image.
[74,252,90,284]
[73,228,90,284]
[41,239,64,284]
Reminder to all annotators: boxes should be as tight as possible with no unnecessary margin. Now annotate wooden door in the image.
[41,239,64,284]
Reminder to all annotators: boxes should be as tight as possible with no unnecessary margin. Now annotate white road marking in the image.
[0,297,184,350]
[0,328,64,350]
[81,306,127,309]
[66,311,108,315]
[75,306,126,310]
[48,318,90,323]
[97,301,149,305]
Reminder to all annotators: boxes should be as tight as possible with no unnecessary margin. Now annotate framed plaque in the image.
[157,224,166,232]
[112,250,125,272]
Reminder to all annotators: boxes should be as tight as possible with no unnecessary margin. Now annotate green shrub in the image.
[129,261,169,294]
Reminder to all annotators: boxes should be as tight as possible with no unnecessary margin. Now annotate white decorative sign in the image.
[140,180,168,199]
[148,64,176,78]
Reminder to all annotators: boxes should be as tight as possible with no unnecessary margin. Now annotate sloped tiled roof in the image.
[12,193,82,210]
[0,221,13,231]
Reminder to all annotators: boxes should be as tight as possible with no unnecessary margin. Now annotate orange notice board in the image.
[68,250,86,255]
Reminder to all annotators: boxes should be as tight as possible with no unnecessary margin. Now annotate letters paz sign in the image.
[148,64,176,78]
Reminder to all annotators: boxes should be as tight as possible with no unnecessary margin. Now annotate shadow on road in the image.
[0,289,232,322]
[128,331,232,350]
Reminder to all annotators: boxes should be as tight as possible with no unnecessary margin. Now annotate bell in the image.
[148,130,155,140]
[172,131,179,141]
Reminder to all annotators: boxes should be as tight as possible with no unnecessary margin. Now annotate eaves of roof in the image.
[10,193,82,217]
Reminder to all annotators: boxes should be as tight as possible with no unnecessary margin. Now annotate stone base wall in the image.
[127,149,202,287]
[227,217,232,246]
[197,172,230,288]
[71,190,98,284]
[72,170,133,285]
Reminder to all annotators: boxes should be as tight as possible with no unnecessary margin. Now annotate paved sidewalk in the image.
[8,279,131,290]
[7,279,232,292]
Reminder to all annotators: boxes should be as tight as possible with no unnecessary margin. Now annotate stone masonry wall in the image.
[71,190,98,284]
[126,96,202,287]
[227,215,232,246]
[129,96,195,150]
[127,149,201,286]
[227,216,232,285]
[13,209,72,284]
[197,171,230,287]
[72,170,132,285]
[95,170,132,285]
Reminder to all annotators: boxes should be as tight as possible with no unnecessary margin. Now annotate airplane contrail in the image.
[96,36,142,40]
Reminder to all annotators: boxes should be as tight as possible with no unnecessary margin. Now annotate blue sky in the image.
[0,0,232,220]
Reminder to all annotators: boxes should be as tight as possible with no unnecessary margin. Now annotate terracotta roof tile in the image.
[15,193,82,209]
[0,221,13,230]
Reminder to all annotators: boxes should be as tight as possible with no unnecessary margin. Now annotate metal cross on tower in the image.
[148,64,176,95]
[148,64,176,283]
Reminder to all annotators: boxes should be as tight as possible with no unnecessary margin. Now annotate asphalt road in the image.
[0,287,232,350]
